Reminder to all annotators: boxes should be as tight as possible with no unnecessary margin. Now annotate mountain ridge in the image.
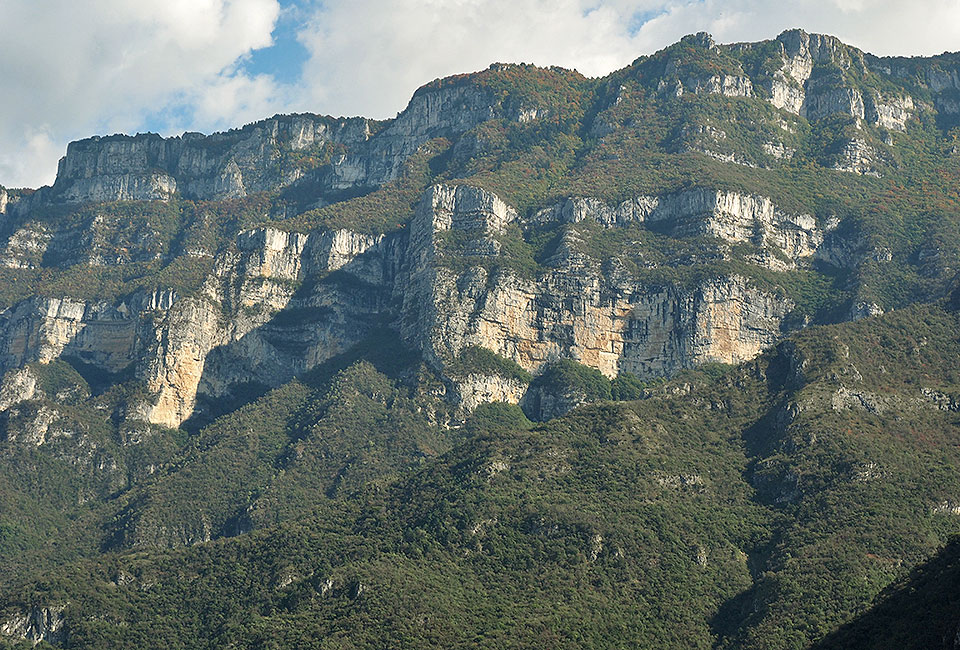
[2,28,960,649]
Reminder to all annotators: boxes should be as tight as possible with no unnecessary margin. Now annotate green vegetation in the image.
[5,302,960,648]
[812,536,960,649]
[446,346,532,383]
[272,138,452,235]
[530,358,613,403]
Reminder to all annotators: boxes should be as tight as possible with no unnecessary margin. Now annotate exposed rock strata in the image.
[1,224,51,268]
[0,605,67,646]
[0,183,822,426]
[402,185,794,384]
[0,293,174,373]
[139,227,389,428]
[50,115,373,203]
[0,366,37,411]
[3,29,949,427]
[764,30,916,131]
[453,374,528,411]
[535,188,822,259]
[28,74,546,207]
[832,138,883,176]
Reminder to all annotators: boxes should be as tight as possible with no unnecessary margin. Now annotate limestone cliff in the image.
[0,180,821,426]
[26,72,549,208]
[0,292,174,374]
[139,226,390,427]
[1,30,956,429]
[0,605,66,646]
[397,184,796,405]
[45,115,373,203]
[533,189,822,260]
[766,30,917,130]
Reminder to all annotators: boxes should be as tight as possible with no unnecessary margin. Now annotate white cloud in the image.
[0,128,61,194]
[294,0,960,121]
[295,0,648,118]
[0,0,281,188]
[627,0,960,57]
[1,0,958,189]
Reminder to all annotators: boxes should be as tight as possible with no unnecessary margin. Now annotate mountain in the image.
[2,29,960,648]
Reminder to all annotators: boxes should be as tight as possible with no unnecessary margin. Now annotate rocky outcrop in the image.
[399,184,519,366]
[832,138,883,176]
[535,188,822,259]
[32,77,525,207]
[0,294,174,374]
[1,224,51,268]
[920,66,960,118]
[804,85,865,122]
[676,74,754,98]
[763,142,796,160]
[0,222,393,428]
[1,210,171,269]
[0,366,38,411]
[0,187,7,215]
[1,605,67,646]
[523,379,593,421]
[333,82,500,190]
[45,115,373,203]
[765,30,841,116]
[763,30,915,131]
[849,301,884,320]
[870,95,915,131]
[139,227,390,427]
[453,373,528,410]
[400,185,794,384]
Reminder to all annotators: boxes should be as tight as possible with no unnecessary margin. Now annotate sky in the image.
[1,0,958,189]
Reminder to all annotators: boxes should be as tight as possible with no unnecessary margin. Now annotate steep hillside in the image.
[4,298,960,648]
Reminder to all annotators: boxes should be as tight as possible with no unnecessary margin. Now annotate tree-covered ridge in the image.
[812,536,960,649]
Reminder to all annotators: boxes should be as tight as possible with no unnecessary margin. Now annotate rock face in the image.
[139,226,390,428]
[0,224,51,268]
[28,75,538,207]
[454,373,528,411]
[832,138,883,176]
[399,185,794,383]
[534,188,822,259]
[331,82,501,191]
[0,182,812,426]
[0,294,169,373]
[0,210,175,269]
[6,30,954,427]
[0,224,390,429]
[676,74,754,98]
[523,380,595,422]
[765,30,916,130]
[0,605,67,646]
[0,366,37,411]
[871,95,915,131]
[47,115,373,203]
